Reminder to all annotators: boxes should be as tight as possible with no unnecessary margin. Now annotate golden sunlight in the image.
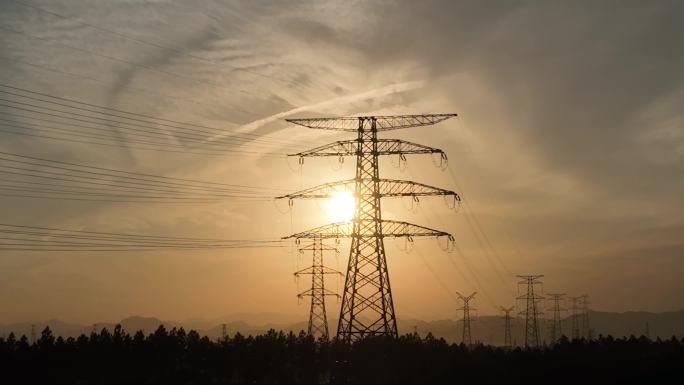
[326,191,356,222]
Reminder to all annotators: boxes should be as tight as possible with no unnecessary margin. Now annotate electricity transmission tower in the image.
[546,293,565,344]
[279,115,459,341]
[30,324,36,345]
[581,294,591,340]
[500,306,514,349]
[568,296,581,340]
[456,292,476,346]
[517,275,544,348]
[294,237,342,339]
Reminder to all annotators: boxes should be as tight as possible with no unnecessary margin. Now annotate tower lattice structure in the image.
[580,294,591,340]
[279,115,459,341]
[294,237,342,340]
[456,292,476,346]
[568,296,581,340]
[546,293,565,344]
[501,306,514,349]
[517,275,544,348]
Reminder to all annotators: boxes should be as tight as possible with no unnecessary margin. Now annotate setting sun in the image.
[326,191,356,222]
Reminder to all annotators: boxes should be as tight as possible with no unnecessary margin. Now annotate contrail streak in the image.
[206,80,425,142]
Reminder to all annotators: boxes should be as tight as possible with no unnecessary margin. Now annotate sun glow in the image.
[326,191,356,222]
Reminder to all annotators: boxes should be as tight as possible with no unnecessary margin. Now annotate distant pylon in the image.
[456,292,476,346]
[517,275,544,348]
[581,294,591,340]
[568,296,581,340]
[500,306,514,349]
[546,293,565,344]
[30,324,36,345]
[294,237,342,340]
[221,323,227,341]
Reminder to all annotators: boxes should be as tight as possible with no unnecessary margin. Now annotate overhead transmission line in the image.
[0,55,240,113]
[0,223,286,251]
[0,151,285,203]
[0,86,323,157]
[0,86,312,150]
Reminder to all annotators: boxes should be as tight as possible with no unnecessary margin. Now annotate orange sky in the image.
[0,0,683,325]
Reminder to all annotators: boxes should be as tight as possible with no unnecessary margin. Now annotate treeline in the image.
[1,326,682,384]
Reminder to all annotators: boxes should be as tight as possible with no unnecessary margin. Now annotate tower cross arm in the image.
[284,220,452,240]
[294,266,343,276]
[276,179,460,200]
[297,288,341,298]
[290,139,446,158]
[286,114,457,132]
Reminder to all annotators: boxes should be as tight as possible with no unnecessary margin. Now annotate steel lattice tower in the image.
[294,237,342,339]
[456,292,476,346]
[546,293,565,344]
[581,294,591,340]
[517,275,544,348]
[30,324,36,345]
[569,296,581,340]
[501,306,514,349]
[279,115,459,341]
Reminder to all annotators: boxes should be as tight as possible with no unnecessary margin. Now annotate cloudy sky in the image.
[0,0,682,325]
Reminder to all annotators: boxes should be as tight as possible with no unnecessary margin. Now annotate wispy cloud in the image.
[205,80,425,141]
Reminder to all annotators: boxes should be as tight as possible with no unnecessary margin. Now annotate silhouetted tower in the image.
[456,292,476,346]
[279,115,459,341]
[568,296,581,340]
[30,324,36,345]
[501,306,514,349]
[221,323,227,341]
[645,322,651,339]
[294,237,342,339]
[581,294,591,339]
[547,293,566,344]
[517,275,544,348]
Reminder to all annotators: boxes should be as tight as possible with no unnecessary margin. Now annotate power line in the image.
[0,55,245,113]
[0,84,319,147]
[0,99,293,151]
[0,123,285,158]
[0,222,284,251]
[0,153,285,194]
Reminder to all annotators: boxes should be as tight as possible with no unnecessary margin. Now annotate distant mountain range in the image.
[3,309,682,345]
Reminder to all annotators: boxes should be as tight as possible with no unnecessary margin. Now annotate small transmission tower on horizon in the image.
[294,237,342,340]
[569,296,581,340]
[547,293,566,344]
[517,275,544,348]
[30,324,36,345]
[500,306,514,349]
[581,294,591,340]
[279,114,459,341]
[456,292,476,346]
